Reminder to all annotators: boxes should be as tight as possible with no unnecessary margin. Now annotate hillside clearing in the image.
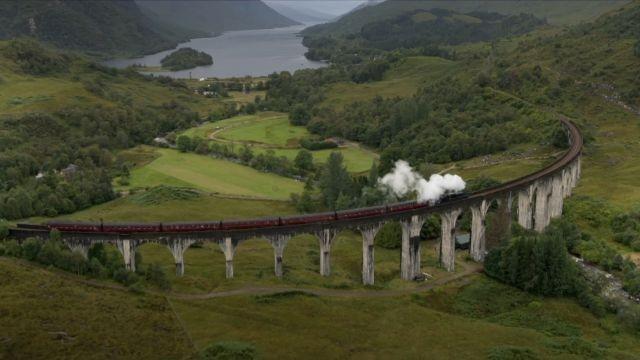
[119,147,303,200]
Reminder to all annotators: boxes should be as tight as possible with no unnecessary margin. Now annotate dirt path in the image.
[171,261,482,300]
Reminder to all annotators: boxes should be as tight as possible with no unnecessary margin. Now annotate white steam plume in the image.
[378,160,466,204]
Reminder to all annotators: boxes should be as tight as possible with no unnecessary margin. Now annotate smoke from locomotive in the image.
[378,160,466,204]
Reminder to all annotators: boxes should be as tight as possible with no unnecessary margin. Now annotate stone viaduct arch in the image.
[9,118,583,285]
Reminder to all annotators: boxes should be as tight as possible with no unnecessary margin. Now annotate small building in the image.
[60,164,79,179]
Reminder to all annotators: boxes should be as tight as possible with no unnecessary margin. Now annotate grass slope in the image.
[172,276,640,359]
[0,258,192,359]
[48,192,295,223]
[0,41,223,117]
[181,112,378,173]
[321,56,461,109]
[120,147,303,200]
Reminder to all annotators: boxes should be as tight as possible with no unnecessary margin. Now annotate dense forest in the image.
[304,9,545,62]
[262,63,558,174]
[160,47,213,71]
[302,0,628,37]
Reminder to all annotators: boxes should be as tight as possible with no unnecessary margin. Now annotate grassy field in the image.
[0,258,192,359]
[118,147,303,200]
[320,56,461,110]
[172,277,640,359]
[569,96,640,209]
[5,252,639,359]
[136,234,461,294]
[180,112,378,173]
[218,114,307,147]
[46,193,297,223]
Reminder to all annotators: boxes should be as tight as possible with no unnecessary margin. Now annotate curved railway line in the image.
[9,117,583,284]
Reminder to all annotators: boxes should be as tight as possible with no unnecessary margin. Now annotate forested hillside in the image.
[304,9,545,62]
[264,1,640,175]
[0,39,221,220]
[136,0,299,35]
[304,0,629,37]
[0,0,201,57]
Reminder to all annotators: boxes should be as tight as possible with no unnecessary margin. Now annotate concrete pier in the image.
[470,200,490,261]
[116,239,136,272]
[518,185,534,230]
[441,208,462,272]
[65,240,89,259]
[267,234,290,278]
[534,180,552,232]
[315,228,338,276]
[168,239,195,276]
[359,224,382,285]
[219,237,238,279]
[549,175,564,219]
[400,215,425,280]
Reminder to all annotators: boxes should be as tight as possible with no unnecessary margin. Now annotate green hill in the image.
[304,8,546,62]
[304,0,629,37]
[136,0,300,35]
[0,0,203,57]
[0,39,224,221]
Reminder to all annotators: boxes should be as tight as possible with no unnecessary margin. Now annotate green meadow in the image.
[180,112,378,173]
[49,192,296,223]
[118,147,304,200]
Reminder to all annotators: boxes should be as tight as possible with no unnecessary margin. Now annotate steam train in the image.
[24,193,468,235]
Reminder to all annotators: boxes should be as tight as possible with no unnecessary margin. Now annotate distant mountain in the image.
[0,0,201,57]
[136,0,300,35]
[265,1,335,24]
[304,0,630,36]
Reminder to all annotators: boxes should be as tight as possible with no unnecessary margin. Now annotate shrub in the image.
[300,138,338,151]
[113,268,139,286]
[3,240,21,257]
[289,104,311,126]
[198,341,258,360]
[376,222,402,249]
[615,229,640,246]
[144,263,171,291]
[36,241,63,266]
[88,257,108,278]
[0,220,9,240]
[21,238,42,261]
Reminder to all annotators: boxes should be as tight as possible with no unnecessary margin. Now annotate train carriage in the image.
[162,221,221,233]
[280,211,336,226]
[336,204,387,220]
[221,217,280,230]
[46,221,102,233]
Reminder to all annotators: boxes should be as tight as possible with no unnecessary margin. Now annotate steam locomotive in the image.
[28,192,468,235]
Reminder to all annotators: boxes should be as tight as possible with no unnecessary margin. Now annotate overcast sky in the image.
[265,1,366,17]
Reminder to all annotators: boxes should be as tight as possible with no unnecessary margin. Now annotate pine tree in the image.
[318,152,353,210]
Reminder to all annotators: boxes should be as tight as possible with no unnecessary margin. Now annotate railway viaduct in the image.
[9,118,583,285]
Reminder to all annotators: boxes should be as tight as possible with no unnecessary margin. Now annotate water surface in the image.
[104,25,326,78]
